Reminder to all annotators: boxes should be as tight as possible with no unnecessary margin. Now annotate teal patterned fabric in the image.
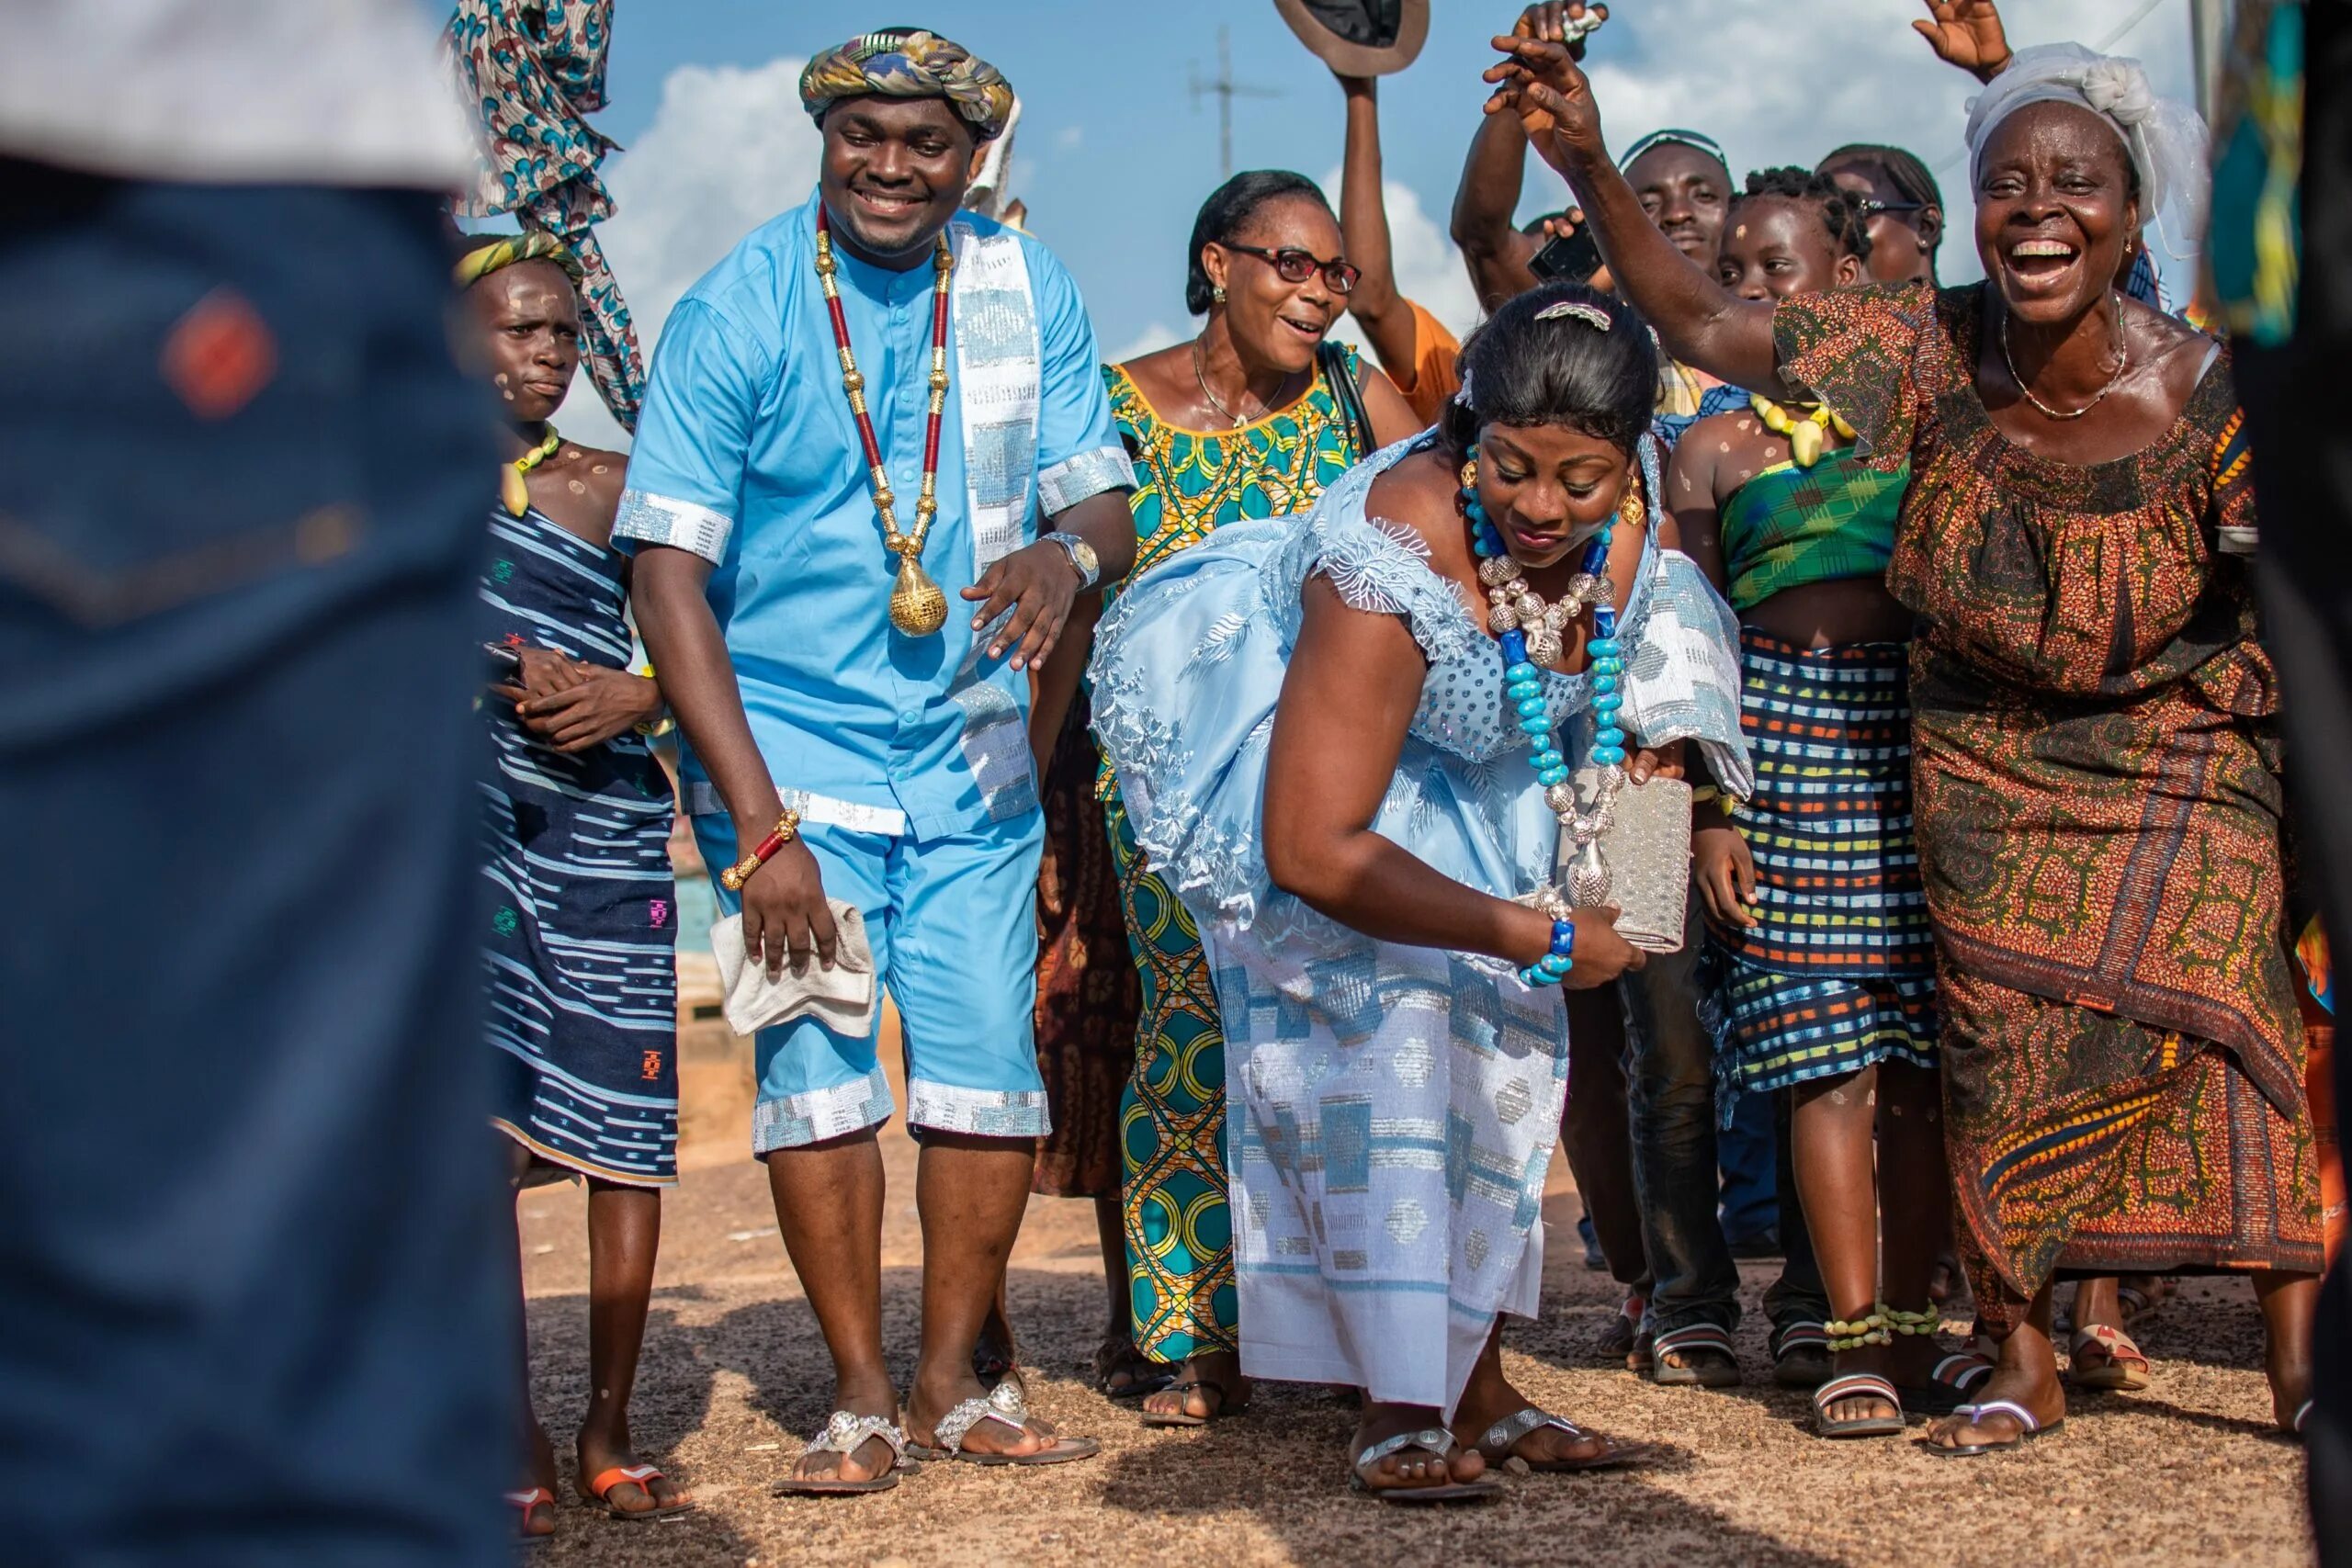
[447,0,645,428]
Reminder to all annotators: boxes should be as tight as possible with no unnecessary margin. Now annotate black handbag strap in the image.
[1317,339,1375,460]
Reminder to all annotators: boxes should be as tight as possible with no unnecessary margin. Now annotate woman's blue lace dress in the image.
[1089,434,1747,1415]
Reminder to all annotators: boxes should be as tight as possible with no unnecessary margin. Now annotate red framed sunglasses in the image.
[1222,243,1360,295]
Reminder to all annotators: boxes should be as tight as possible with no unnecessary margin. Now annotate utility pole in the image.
[2187,0,2230,123]
[1188,25,1281,179]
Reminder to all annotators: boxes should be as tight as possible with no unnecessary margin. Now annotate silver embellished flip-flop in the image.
[1349,1427,1501,1505]
[1475,1406,1658,1472]
[772,1411,920,1496]
[905,1382,1100,1467]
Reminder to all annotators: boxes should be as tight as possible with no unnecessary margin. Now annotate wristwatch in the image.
[1039,531,1101,590]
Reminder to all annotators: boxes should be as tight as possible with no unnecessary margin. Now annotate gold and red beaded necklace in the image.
[813,207,956,637]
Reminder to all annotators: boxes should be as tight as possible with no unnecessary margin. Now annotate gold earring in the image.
[1458,452,1478,493]
[1619,474,1645,529]
[1212,284,1227,304]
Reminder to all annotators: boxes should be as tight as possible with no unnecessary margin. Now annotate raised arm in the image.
[1451,3,1609,311]
[1912,0,2013,84]
[1450,102,1543,312]
[1484,36,1781,391]
[1336,74,1422,389]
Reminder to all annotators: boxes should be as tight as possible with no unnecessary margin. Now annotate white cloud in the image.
[1108,321,1182,364]
[1054,123,1083,152]
[1305,167,1482,371]
[556,56,820,450]
[1576,0,2196,289]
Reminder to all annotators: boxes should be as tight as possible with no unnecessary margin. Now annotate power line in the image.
[1931,0,2179,175]
[1188,26,1281,180]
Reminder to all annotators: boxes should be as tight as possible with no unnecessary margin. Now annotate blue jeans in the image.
[0,162,510,1566]
[1622,901,1824,1335]
[1717,1088,1778,1245]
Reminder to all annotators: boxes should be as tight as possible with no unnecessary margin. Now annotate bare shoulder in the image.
[536,442,627,543]
[1117,344,1194,408]
[2126,300,2220,400]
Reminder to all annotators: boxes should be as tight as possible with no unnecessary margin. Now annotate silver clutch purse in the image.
[1554,769,1690,953]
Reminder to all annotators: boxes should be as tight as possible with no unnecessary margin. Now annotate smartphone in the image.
[1529,225,1604,286]
[484,640,522,683]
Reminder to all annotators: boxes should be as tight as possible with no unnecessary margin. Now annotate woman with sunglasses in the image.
[1091,169,1418,1431]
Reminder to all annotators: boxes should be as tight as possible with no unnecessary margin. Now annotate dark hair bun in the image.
[1185,170,1333,316]
[1442,282,1658,457]
[1731,166,1872,263]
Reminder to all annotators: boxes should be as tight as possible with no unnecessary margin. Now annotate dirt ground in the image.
[518,1103,2318,1567]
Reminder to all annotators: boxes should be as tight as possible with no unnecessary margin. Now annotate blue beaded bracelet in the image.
[1517,918,1577,987]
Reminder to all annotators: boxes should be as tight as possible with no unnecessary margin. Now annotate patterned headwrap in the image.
[447,0,645,430]
[1621,128,1730,179]
[453,231,585,289]
[799,28,1014,142]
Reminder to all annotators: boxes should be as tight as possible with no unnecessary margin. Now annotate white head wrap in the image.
[1963,42,2209,259]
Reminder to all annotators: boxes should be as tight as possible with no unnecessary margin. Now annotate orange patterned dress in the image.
[1774,283,2324,1328]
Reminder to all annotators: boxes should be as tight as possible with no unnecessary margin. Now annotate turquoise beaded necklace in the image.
[1459,457,1631,988]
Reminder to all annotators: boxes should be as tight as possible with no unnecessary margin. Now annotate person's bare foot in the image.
[514,1416,559,1539]
[909,1367,1067,1458]
[577,1420,688,1515]
[1095,1332,1172,1398]
[786,1382,902,1485]
[1920,1360,2064,1453]
[1454,1359,1617,1467]
[1140,1349,1249,1425]
[973,1297,1016,1385]
[2267,1328,2314,1433]
[1351,1402,1489,1495]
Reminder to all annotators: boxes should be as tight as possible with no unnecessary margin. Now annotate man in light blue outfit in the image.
[620,28,1134,1490]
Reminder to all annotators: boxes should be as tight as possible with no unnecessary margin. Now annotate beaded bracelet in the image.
[1516,918,1577,988]
[1881,1303,1942,1337]
[1825,1312,1891,1351]
[719,807,803,891]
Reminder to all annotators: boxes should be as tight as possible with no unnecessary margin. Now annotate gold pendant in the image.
[500,464,531,516]
[888,553,949,637]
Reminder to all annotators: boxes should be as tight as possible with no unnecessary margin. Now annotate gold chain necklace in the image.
[813,209,956,636]
[501,427,561,516]
[2000,294,2130,422]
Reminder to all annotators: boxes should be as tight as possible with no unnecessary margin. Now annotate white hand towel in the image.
[708,904,876,1038]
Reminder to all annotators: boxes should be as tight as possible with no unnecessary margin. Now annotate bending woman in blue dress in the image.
[1091,281,1751,1501]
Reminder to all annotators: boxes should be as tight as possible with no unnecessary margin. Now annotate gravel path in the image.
[517,1119,2316,1566]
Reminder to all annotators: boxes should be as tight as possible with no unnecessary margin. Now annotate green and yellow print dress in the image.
[1100,349,1371,1365]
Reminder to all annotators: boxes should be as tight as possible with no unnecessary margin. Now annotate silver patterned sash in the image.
[948,221,1040,579]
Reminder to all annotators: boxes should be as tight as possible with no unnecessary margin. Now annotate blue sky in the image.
[532,0,2202,449]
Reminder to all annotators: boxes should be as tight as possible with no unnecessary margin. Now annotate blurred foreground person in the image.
[0,4,511,1564]
[460,233,688,1540]
[2207,1,2352,1556]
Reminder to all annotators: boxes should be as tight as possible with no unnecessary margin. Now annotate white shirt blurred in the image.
[0,0,469,186]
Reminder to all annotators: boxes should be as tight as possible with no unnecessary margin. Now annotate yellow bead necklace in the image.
[1748,395,1854,469]
[501,427,562,516]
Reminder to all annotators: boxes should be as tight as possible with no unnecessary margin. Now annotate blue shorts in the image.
[695,808,1047,1152]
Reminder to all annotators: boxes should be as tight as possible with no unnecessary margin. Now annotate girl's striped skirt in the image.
[1702,630,1937,1106]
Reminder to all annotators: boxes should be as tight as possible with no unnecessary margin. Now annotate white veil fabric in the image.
[1963,41,2210,259]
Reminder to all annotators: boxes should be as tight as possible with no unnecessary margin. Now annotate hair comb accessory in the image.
[1453,366,1476,407]
[1534,301,1612,331]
